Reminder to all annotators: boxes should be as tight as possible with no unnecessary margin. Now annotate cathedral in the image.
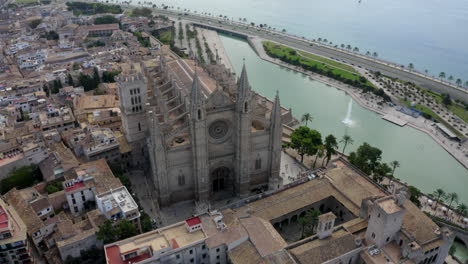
[117,52,296,206]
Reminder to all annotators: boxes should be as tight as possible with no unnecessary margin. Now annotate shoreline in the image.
[246,36,468,170]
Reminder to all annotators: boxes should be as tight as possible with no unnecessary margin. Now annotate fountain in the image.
[342,99,354,126]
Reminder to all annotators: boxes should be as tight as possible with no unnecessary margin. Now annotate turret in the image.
[189,73,209,201]
[235,62,252,196]
[236,63,252,113]
[268,91,283,190]
[190,72,205,121]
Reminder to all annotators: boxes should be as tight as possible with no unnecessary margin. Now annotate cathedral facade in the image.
[118,54,295,206]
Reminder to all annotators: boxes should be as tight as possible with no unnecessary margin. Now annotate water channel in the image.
[219,34,468,206]
[220,34,468,261]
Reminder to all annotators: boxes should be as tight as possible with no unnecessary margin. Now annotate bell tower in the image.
[189,73,209,201]
[235,63,252,196]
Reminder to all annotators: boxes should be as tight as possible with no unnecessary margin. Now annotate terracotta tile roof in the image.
[288,229,357,264]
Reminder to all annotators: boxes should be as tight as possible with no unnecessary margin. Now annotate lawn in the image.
[263,41,373,87]
[159,30,174,44]
[16,0,38,4]
[297,50,358,73]
[421,89,468,123]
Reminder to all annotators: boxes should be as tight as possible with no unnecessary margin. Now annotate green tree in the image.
[97,219,137,244]
[373,162,391,184]
[340,134,353,155]
[389,160,400,177]
[93,67,101,83]
[94,15,119,24]
[408,185,422,208]
[29,19,42,29]
[448,75,454,82]
[96,220,117,244]
[408,63,414,70]
[301,113,313,126]
[73,63,80,71]
[348,143,382,175]
[67,74,74,87]
[432,188,446,210]
[313,144,325,168]
[116,219,138,239]
[298,209,321,238]
[140,212,153,232]
[445,192,459,208]
[455,78,462,87]
[442,93,452,106]
[324,134,338,165]
[372,52,378,57]
[439,72,446,80]
[288,126,322,163]
[0,165,43,194]
[456,203,467,220]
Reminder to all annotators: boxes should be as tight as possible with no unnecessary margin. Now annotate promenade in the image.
[150,8,468,102]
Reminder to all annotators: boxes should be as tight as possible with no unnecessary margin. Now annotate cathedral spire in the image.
[238,60,251,99]
[191,72,204,107]
[271,90,282,133]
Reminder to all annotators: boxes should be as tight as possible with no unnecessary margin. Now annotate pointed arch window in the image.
[244,102,248,113]
[197,109,202,120]
[255,157,262,170]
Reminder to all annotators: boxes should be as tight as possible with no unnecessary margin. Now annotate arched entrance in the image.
[211,167,230,192]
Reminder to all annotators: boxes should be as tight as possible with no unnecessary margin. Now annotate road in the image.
[153,8,468,102]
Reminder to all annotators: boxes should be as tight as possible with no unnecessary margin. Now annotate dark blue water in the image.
[148,0,468,81]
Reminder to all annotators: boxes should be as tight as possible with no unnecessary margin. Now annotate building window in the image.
[202,253,206,259]
[371,233,375,239]
[189,249,193,254]
[190,259,194,263]
[386,237,390,242]
[244,102,248,112]
[178,175,185,186]
[202,245,206,250]
[216,248,220,252]
[197,109,201,120]
[255,158,261,170]
[138,122,141,131]
[176,255,180,259]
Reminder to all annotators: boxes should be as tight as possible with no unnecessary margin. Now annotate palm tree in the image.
[408,63,414,70]
[372,52,378,57]
[432,189,446,210]
[353,47,359,53]
[346,44,352,50]
[340,44,345,49]
[313,145,325,168]
[390,160,400,177]
[340,135,353,155]
[448,75,454,82]
[455,78,462,87]
[366,51,371,56]
[424,69,428,74]
[445,192,459,208]
[456,203,468,220]
[301,113,313,126]
[439,72,446,80]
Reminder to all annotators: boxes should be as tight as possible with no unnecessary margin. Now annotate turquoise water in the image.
[453,240,468,262]
[147,0,468,80]
[220,35,468,204]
